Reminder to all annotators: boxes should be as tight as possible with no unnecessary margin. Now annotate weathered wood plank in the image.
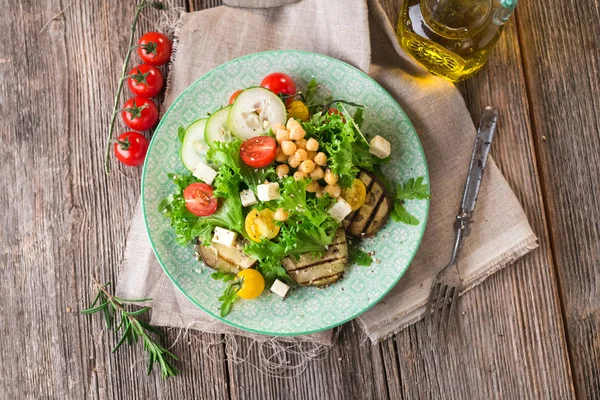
[378,2,576,398]
[0,1,230,399]
[516,0,600,397]
[226,322,392,400]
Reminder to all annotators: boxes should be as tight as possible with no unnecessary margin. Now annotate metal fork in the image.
[424,106,499,335]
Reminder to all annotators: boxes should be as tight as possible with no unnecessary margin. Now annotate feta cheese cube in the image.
[328,198,352,222]
[256,182,280,202]
[270,279,290,298]
[368,135,391,159]
[212,227,237,247]
[240,189,258,207]
[192,161,217,185]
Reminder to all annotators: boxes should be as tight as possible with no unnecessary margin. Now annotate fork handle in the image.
[451,107,498,262]
[461,106,498,215]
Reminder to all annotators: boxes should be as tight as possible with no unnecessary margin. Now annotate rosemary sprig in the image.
[81,279,178,379]
[104,1,167,174]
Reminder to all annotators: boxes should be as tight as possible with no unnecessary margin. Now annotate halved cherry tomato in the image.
[127,64,164,98]
[260,72,296,96]
[341,179,367,211]
[240,136,277,168]
[328,107,346,123]
[183,183,218,217]
[113,131,149,166]
[137,32,172,66]
[236,269,265,300]
[229,89,243,105]
[245,208,280,243]
[121,97,159,131]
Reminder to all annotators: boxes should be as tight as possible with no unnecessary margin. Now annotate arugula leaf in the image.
[217,278,242,317]
[390,176,430,225]
[305,78,319,107]
[395,177,431,201]
[256,256,295,287]
[348,244,373,266]
[211,271,235,282]
[353,107,364,127]
[177,126,186,143]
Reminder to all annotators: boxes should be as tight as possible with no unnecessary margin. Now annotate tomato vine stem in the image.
[104,1,165,174]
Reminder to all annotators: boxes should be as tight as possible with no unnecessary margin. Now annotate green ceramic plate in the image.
[142,50,429,336]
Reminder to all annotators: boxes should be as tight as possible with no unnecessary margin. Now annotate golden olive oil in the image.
[397,0,506,82]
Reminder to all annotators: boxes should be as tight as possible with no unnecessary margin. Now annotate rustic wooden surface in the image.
[1,0,597,398]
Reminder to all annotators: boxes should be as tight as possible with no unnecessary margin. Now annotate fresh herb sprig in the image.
[211,272,243,317]
[104,1,167,174]
[391,177,431,225]
[81,279,178,379]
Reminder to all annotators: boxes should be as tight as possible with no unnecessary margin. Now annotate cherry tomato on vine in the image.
[137,32,172,66]
[127,64,164,98]
[239,136,277,168]
[235,269,265,300]
[121,97,159,131]
[229,89,243,105]
[260,73,296,96]
[113,132,149,167]
[183,183,218,217]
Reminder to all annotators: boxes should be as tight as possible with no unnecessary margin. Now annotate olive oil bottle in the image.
[397,0,517,82]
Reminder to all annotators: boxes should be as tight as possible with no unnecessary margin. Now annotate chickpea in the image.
[294,171,308,181]
[274,208,289,222]
[281,140,297,156]
[276,164,290,178]
[310,166,324,180]
[288,155,301,169]
[324,169,339,185]
[306,150,317,160]
[324,184,341,198]
[306,181,320,193]
[295,148,308,162]
[286,117,300,131]
[295,138,307,150]
[275,128,290,143]
[299,159,316,174]
[275,148,288,162]
[315,186,324,198]
[271,123,285,131]
[305,138,319,152]
[289,126,305,140]
[314,152,327,166]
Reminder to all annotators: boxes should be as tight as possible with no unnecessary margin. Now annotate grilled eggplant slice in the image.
[282,229,348,286]
[344,171,391,238]
[197,237,257,274]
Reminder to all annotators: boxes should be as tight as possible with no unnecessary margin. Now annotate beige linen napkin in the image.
[116,0,538,344]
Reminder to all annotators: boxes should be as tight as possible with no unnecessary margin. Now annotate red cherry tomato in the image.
[229,90,243,105]
[183,183,218,217]
[121,97,159,131]
[113,132,149,166]
[137,32,172,66]
[240,136,277,168]
[127,64,164,98]
[328,107,346,123]
[260,73,296,96]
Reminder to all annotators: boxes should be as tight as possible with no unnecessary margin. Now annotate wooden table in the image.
[2,0,598,398]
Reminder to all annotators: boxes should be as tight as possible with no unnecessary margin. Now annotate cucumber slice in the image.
[205,106,234,147]
[181,118,209,172]
[227,87,287,140]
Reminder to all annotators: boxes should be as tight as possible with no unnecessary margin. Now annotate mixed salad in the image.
[160,72,430,316]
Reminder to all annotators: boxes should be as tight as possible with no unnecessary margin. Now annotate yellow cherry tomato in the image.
[287,100,309,122]
[245,208,281,243]
[236,269,265,300]
[341,179,367,211]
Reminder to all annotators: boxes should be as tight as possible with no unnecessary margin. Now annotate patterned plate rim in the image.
[141,50,430,336]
